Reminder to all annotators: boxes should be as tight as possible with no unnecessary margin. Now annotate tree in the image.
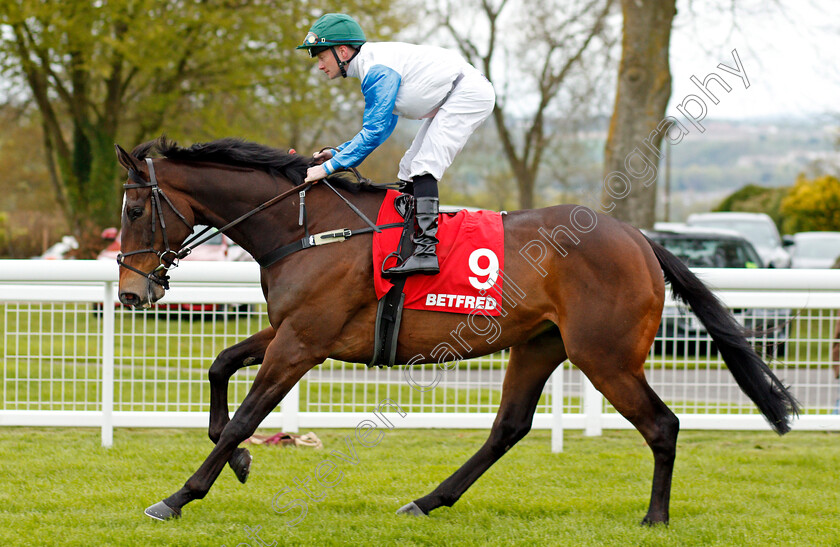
[780,174,840,233]
[429,0,617,210]
[0,0,405,256]
[714,183,788,231]
[601,0,676,228]
[0,104,63,257]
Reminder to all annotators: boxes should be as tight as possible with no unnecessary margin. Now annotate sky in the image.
[668,0,840,120]
[422,0,840,123]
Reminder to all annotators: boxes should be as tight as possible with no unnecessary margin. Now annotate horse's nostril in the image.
[119,292,140,307]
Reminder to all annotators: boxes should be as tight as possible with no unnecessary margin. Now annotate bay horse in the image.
[114,137,798,525]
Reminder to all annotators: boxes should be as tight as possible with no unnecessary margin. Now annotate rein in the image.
[118,158,404,286]
[118,157,314,289]
[255,175,405,268]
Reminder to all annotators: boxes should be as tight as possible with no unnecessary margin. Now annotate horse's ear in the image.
[115,144,139,172]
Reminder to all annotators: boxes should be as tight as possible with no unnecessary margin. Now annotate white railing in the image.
[0,260,838,450]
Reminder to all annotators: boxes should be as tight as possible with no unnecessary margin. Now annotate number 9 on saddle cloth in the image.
[370,190,504,368]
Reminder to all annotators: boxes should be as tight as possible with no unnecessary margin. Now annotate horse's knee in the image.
[208,350,237,385]
[208,362,227,388]
[211,350,253,384]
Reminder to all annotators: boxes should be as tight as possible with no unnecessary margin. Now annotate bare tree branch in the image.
[437,0,616,208]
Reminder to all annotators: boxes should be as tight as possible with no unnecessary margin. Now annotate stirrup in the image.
[381,251,404,277]
[383,253,439,277]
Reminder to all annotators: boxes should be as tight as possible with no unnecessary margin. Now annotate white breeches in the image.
[398,70,496,181]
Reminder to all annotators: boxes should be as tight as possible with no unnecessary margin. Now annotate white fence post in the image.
[101,281,115,447]
[583,377,602,437]
[282,383,300,433]
[551,366,564,453]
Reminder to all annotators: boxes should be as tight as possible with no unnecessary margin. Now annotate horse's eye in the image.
[128,207,144,221]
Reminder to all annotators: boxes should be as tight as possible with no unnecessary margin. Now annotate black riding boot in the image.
[384,196,440,277]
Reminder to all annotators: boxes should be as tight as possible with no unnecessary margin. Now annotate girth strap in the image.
[256,222,404,268]
[369,278,407,368]
[368,210,416,368]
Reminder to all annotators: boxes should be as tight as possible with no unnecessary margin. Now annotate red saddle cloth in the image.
[373,190,504,316]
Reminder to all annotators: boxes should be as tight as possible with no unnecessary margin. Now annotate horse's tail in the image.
[645,236,800,434]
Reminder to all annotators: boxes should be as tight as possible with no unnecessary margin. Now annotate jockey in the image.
[297,13,496,277]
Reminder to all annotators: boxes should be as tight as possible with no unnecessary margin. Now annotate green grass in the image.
[0,428,836,546]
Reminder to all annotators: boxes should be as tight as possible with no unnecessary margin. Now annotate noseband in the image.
[117,158,193,290]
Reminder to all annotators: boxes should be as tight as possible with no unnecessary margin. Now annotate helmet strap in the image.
[330,45,361,78]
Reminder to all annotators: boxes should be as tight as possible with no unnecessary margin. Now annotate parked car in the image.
[647,225,764,268]
[686,212,791,268]
[97,225,253,318]
[785,231,840,269]
[646,226,789,356]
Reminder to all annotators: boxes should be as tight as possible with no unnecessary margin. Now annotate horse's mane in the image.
[131,136,377,193]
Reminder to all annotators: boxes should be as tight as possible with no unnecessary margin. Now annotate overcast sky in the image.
[668,0,840,120]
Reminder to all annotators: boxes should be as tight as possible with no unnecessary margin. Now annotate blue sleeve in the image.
[327,64,400,172]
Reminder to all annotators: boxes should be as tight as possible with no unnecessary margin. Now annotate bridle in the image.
[117,154,395,292]
[117,157,314,290]
[117,158,194,290]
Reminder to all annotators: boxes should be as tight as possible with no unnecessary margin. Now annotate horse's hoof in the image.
[396,501,427,517]
[230,447,252,484]
[144,501,181,521]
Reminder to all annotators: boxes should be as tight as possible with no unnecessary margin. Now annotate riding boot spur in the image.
[384,175,440,277]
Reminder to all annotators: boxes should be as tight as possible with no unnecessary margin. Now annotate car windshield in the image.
[689,219,779,248]
[794,237,840,259]
[653,237,762,268]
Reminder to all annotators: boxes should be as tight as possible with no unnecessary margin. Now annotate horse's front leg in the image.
[207,327,275,483]
[145,327,320,520]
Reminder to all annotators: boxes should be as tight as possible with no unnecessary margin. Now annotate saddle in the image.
[368,192,505,367]
[251,172,502,369]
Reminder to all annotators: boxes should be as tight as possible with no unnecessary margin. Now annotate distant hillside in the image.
[666,117,838,192]
[445,114,839,215]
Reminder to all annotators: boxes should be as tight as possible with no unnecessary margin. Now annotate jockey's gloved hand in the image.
[305,164,328,183]
[311,148,334,165]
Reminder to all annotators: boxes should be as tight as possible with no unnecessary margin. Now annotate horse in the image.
[114,137,798,525]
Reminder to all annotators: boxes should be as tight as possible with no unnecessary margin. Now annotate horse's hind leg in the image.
[398,330,565,516]
[208,327,275,483]
[579,359,679,525]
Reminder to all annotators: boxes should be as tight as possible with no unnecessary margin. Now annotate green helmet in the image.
[296,13,366,57]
